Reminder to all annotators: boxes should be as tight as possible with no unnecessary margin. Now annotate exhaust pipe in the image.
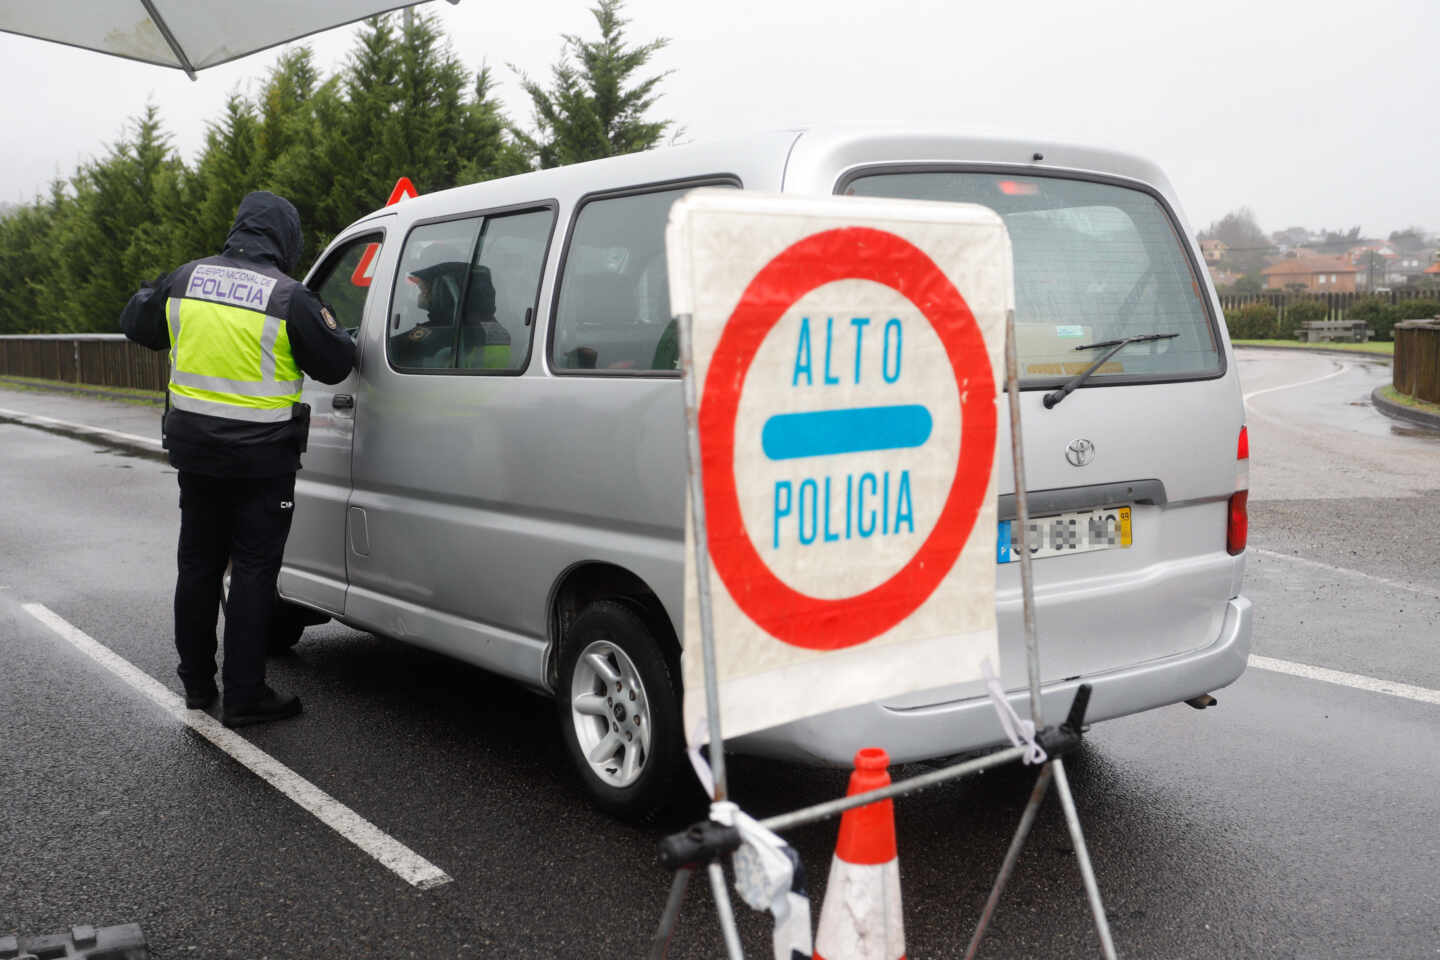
[1185,694,1218,710]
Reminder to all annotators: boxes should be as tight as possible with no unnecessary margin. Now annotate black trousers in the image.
[174,471,295,702]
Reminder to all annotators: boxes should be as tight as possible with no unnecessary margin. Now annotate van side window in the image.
[551,182,735,374]
[389,219,481,371]
[458,209,553,372]
[311,233,384,333]
[387,207,555,374]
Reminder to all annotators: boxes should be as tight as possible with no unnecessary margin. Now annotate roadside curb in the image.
[0,375,166,406]
[0,405,167,462]
[1370,385,1440,431]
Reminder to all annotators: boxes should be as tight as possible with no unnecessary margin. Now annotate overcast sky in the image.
[1,0,1436,239]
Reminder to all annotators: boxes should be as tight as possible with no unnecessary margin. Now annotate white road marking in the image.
[1253,548,1440,600]
[0,406,162,450]
[1249,655,1440,707]
[1242,362,1347,402]
[21,603,452,890]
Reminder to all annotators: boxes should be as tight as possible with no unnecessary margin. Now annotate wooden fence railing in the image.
[1393,319,1440,405]
[1217,287,1440,318]
[0,335,168,392]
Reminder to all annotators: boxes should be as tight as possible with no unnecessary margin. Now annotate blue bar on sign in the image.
[996,520,1012,564]
[761,405,933,461]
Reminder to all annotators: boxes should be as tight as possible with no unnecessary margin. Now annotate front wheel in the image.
[222,563,329,654]
[556,600,684,822]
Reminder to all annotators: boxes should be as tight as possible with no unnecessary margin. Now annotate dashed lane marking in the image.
[21,603,452,890]
[1253,548,1440,600]
[1248,655,1440,707]
[0,406,162,450]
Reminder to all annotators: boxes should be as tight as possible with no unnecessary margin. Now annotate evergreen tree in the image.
[190,95,264,256]
[257,48,320,168]
[0,194,61,333]
[512,0,673,169]
[458,64,532,184]
[268,76,353,268]
[0,12,646,333]
[50,106,188,331]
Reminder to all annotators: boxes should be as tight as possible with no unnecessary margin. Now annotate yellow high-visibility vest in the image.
[166,262,303,423]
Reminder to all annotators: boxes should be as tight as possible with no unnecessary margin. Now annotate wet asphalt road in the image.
[2,349,1438,959]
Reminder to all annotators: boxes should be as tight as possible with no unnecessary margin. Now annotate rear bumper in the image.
[730,595,1253,767]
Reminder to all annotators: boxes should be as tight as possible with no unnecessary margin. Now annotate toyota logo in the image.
[1065,438,1095,467]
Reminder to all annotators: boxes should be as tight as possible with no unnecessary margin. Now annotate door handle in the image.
[333,394,354,410]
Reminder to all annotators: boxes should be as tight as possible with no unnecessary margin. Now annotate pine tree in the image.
[0,195,61,333]
[191,95,263,257]
[51,106,188,331]
[257,48,319,168]
[458,64,532,185]
[512,0,673,169]
[0,12,656,332]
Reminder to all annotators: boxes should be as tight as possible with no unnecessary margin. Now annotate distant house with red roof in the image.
[1262,255,1357,293]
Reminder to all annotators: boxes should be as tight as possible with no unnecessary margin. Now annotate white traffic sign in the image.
[667,191,1012,743]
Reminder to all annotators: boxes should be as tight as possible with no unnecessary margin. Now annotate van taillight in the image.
[1229,426,1249,555]
[1227,491,1248,555]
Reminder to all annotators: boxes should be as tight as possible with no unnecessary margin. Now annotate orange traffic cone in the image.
[814,748,905,960]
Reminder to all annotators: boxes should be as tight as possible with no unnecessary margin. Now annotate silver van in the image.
[281,129,1252,819]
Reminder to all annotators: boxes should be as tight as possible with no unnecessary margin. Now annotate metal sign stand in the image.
[649,309,1118,959]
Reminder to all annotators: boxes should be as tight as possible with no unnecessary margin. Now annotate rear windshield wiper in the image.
[1042,332,1179,409]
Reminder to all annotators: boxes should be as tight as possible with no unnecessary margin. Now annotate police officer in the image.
[120,191,354,728]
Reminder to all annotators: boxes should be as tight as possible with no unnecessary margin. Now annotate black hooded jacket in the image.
[120,191,355,477]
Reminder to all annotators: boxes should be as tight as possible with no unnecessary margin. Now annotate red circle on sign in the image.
[701,227,997,650]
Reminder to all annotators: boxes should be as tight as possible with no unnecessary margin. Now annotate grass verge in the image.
[1379,385,1440,416]
[0,375,165,406]
[1232,339,1395,356]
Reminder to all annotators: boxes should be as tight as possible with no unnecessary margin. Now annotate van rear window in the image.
[844,172,1221,383]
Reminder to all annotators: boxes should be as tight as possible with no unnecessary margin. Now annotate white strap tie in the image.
[713,801,814,960]
[982,659,1047,765]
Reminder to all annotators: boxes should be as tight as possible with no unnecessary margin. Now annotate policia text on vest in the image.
[121,191,355,728]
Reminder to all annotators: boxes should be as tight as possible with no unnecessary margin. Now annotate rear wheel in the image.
[556,600,683,822]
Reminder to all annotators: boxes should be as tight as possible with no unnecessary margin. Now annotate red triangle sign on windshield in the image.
[351,177,420,287]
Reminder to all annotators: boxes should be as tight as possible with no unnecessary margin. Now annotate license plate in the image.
[997,506,1132,563]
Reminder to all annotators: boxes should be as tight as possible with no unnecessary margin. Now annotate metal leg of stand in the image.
[648,868,693,960]
[1052,758,1117,960]
[963,763,1054,960]
[708,860,745,960]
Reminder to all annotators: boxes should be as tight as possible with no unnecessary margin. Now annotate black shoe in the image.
[184,686,218,710]
[221,686,302,728]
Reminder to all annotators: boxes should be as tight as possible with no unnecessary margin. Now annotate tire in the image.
[265,599,310,654]
[556,600,684,822]
[222,564,328,655]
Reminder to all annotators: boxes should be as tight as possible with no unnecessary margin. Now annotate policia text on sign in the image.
[120,191,355,727]
[769,314,921,549]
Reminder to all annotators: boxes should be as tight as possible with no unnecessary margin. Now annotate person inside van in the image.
[393,260,466,367]
[412,261,465,329]
[458,264,513,369]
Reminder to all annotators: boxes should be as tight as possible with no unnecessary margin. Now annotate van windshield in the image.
[844,171,1221,384]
